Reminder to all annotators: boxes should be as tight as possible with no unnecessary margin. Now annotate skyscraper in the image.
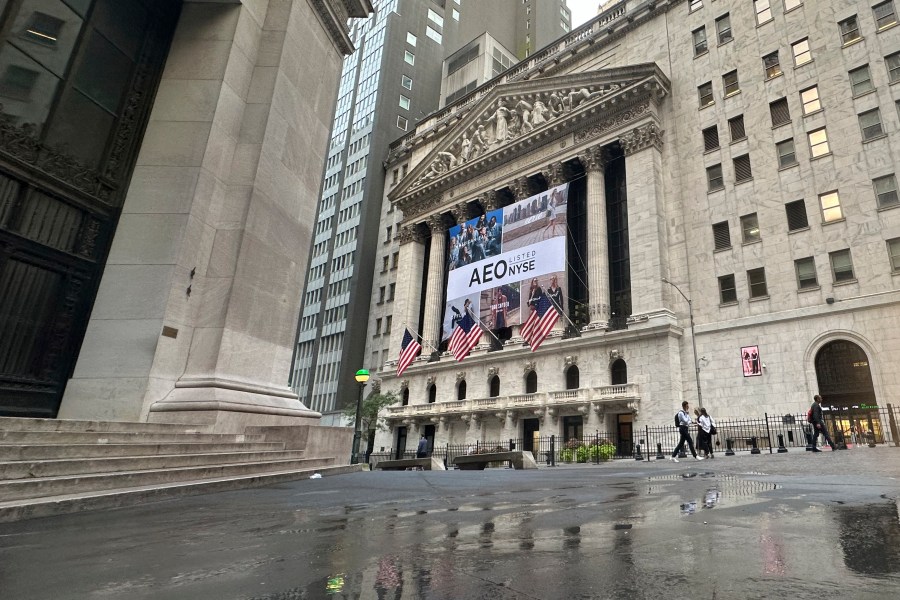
[291,0,571,417]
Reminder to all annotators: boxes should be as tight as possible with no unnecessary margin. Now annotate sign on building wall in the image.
[442,184,569,339]
[741,345,762,377]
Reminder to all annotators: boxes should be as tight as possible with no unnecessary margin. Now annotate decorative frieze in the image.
[574,100,651,144]
[456,371,467,382]
[523,360,536,374]
[564,355,578,368]
[620,122,663,155]
[488,366,500,378]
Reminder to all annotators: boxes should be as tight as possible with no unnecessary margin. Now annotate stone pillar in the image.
[578,147,610,326]
[621,123,667,319]
[390,224,427,358]
[422,215,447,355]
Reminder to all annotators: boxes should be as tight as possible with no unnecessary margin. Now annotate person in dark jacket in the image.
[416,435,428,458]
[810,395,835,452]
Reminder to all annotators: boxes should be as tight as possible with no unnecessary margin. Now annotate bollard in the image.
[725,438,735,456]
[549,435,556,467]
[777,434,788,453]
[867,431,876,448]
[805,427,814,451]
[656,442,665,460]
[750,436,761,455]
[634,443,643,461]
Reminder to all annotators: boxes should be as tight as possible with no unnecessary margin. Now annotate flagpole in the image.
[466,306,503,346]
[545,293,581,335]
[406,326,440,354]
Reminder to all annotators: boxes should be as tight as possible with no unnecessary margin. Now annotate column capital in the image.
[620,122,663,156]
[451,202,472,224]
[577,145,610,173]
[398,223,425,245]
[427,214,447,233]
[479,190,502,212]
[541,161,567,187]
[507,176,532,201]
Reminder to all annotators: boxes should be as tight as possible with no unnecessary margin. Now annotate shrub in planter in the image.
[559,448,575,462]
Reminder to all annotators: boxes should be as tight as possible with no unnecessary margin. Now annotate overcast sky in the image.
[567,0,601,28]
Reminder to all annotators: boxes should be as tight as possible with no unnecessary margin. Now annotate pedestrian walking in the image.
[809,395,835,452]
[416,435,428,458]
[696,407,715,458]
[672,401,703,462]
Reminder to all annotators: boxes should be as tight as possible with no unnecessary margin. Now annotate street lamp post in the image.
[661,278,703,409]
[350,369,370,465]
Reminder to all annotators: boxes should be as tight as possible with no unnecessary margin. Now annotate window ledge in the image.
[823,217,846,226]
[891,78,900,86]
[756,19,773,28]
[730,136,748,144]
[798,284,821,293]
[852,88,877,100]
[841,38,864,49]
[765,72,784,82]
[784,6,803,16]
[803,108,824,118]
[833,278,858,287]
[719,300,739,308]
[749,295,770,303]
[810,151,833,161]
[700,102,716,111]
[778,162,800,172]
[724,90,742,99]
[772,121,792,130]
[877,202,900,212]
[892,270,900,277]
[742,239,762,246]
[694,50,709,59]
[735,178,754,186]
[703,147,721,155]
[863,134,888,144]
[794,58,814,69]
[878,22,899,34]
[788,226,811,234]
[714,246,733,253]
[708,186,725,194]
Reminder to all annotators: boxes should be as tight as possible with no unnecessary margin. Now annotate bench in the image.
[375,457,446,471]
[453,451,538,470]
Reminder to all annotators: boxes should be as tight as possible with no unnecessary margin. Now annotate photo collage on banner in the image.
[741,345,762,377]
[442,183,569,342]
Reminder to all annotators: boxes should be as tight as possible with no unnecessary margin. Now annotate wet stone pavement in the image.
[2,448,899,599]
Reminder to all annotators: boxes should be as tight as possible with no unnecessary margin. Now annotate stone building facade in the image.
[370,0,900,454]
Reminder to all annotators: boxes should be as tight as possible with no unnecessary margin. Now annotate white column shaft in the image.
[422,229,446,351]
[586,167,610,324]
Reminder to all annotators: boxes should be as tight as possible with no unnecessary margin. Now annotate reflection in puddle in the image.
[680,501,697,515]
[703,489,721,509]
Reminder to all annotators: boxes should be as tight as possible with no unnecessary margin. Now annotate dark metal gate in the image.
[0,0,180,416]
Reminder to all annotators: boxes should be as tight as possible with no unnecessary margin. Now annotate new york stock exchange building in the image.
[371,0,900,456]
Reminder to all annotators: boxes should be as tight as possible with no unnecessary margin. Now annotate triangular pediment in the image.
[390,63,669,209]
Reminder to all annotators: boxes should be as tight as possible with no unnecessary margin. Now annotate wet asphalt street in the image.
[1,448,899,600]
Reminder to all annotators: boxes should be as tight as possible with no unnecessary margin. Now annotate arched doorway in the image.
[815,340,880,441]
[457,380,467,400]
[489,375,500,398]
[525,370,537,393]
[401,388,409,406]
[565,365,580,390]
[428,384,437,404]
[611,359,627,385]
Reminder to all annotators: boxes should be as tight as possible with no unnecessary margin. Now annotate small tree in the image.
[342,391,399,439]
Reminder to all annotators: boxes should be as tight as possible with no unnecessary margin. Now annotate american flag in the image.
[521,294,560,352]
[397,328,422,376]
[448,310,482,361]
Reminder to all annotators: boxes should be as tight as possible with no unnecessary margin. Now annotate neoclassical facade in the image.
[368,0,900,454]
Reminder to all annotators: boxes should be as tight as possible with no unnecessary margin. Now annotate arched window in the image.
[489,375,500,398]
[565,365,580,390]
[457,379,467,400]
[428,384,437,403]
[402,388,409,406]
[525,370,537,393]
[611,359,627,385]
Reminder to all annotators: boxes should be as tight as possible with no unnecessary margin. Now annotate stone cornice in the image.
[309,0,372,56]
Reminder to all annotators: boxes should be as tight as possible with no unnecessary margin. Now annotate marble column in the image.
[621,123,667,318]
[390,223,426,358]
[578,146,610,326]
[422,215,447,355]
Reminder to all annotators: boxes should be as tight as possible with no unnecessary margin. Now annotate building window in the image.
[747,268,768,299]
[388,283,395,301]
[378,286,385,304]
[859,108,884,141]
[404,50,414,65]
[396,115,407,130]
[784,0,802,10]
[716,13,733,44]
[873,174,900,208]
[457,379,466,400]
[770,97,791,126]
[713,221,731,250]
[808,128,830,157]
[385,225,392,243]
[20,12,64,47]
[849,65,874,96]
[698,81,714,108]
[792,38,812,66]
[427,8,444,27]
[777,138,797,168]
[401,75,412,90]
[0,65,38,100]
[525,370,537,394]
[426,26,442,43]
[689,0,703,12]
[795,257,819,289]
[399,95,410,110]
[800,86,820,114]
[786,199,809,231]
[763,51,782,78]
[728,114,746,141]
[406,32,416,46]
[830,249,855,282]
[874,1,898,29]
[886,52,900,82]
[718,274,737,304]
[734,154,752,182]
[391,251,399,269]
[888,238,900,272]
[693,26,708,56]
[382,255,389,272]
[707,163,724,191]
[819,191,843,222]
[489,375,500,397]
[755,0,772,25]
[839,15,862,45]
[741,213,761,243]
[452,8,459,20]
[702,125,719,151]
[375,318,382,335]
[723,70,740,96]
[384,316,391,334]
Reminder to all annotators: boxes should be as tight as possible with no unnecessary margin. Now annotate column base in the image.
[147,376,321,432]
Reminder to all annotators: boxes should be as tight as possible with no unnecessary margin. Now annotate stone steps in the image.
[0,449,309,479]
[0,416,213,434]
[0,464,364,523]
[0,441,286,461]
[0,430,266,444]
